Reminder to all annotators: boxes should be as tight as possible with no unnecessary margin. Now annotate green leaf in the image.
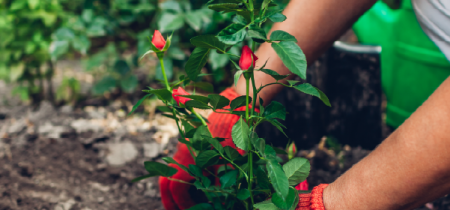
[220,170,238,189]
[272,187,298,210]
[50,40,70,60]
[264,101,286,120]
[185,100,211,109]
[185,11,203,31]
[224,146,241,160]
[131,174,154,182]
[250,132,265,155]
[287,80,299,86]
[237,189,251,200]
[230,96,250,111]
[208,94,230,110]
[178,95,210,104]
[267,119,288,137]
[248,27,267,41]
[142,88,173,102]
[208,3,240,12]
[270,30,297,42]
[204,136,224,154]
[144,161,178,177]
[264,145,277,158]
[120,75,138,93]
[162,157,191,175]
[196,150,220,168]
[231,118,250,151]
[233,15,247,25]
[266,159,289,201]
[260,69,289,81]
[189,164,203,177]
[191,35,228,52]
[273,147,288,155]
[92,76,117,95]
[283,157,311,186]
[158,12,185,33]
[185,47,210,80]
[186,203,214,210]
[272,41,307,79]
[182,119,196,138]
[269,12,287,22]
[114,60,131,75]
[72,35,91,55]
[293,83,320,97]
[255,166,271,190]
[28,0,39,9]
[128,94,151,115]
[82,9,94,23]
[210,50,229,70]
[191,82,214,92]
[253,200,279,210]
[54,28,75,41]
[192,126,212,151]
[234,70,244,87]
[316,88,331,107]
[217,24,247,45]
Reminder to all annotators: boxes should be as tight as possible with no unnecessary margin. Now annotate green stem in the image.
[167,177,194,185]
[245,78,250,122]
[172,108,196,158]
[250,73,258,117]
[158,58,195,158]
[158,57,171,91]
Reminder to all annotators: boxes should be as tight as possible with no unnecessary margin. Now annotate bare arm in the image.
[235,0,377,105]
[323,76,450,210]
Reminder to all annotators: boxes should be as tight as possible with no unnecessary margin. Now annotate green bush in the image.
[0,0,66,102]
[0,0,290,103]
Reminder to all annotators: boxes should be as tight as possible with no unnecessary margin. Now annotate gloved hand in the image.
[160,88,246,210]
[296,184,328,210]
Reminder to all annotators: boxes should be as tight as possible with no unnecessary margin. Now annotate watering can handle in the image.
[333,41,381,55]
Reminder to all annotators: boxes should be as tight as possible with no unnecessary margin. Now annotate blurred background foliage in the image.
[0,0,289,105]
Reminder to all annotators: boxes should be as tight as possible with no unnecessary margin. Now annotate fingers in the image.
[159,176,181,210]
[169,163,197,209]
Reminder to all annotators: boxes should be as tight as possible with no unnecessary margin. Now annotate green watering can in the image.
[352,0,450,127]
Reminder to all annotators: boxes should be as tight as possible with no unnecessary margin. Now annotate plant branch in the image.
[158,57,171,91]
[167,177,194,185]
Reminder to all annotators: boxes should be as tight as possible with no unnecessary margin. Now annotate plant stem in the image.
[167,177,194,185]
[250,73,258,117]
[191,108,208,128]
[245,78,250,122]
[158,57,171,91]
[159,58,196,158]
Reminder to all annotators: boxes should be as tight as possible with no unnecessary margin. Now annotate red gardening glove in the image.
[296,184,329,210]
[160,88,246,210]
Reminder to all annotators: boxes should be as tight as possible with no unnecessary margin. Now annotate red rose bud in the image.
[295,180,309,191]
[172,87,192,105]
[239,45,258,70]
[288,142,297,160]
[152,30,166,50]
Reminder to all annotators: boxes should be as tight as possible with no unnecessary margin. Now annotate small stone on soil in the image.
[105,142,138,166]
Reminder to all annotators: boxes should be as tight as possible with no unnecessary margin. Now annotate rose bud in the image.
[172,87,192,105]
[239,45,258,70]
[151,30,166,50]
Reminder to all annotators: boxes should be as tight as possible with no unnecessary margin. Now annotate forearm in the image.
[235,0,377,105]
[324,77,450,210]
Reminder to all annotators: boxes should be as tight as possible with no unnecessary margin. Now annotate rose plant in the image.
[130,0,331,209]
